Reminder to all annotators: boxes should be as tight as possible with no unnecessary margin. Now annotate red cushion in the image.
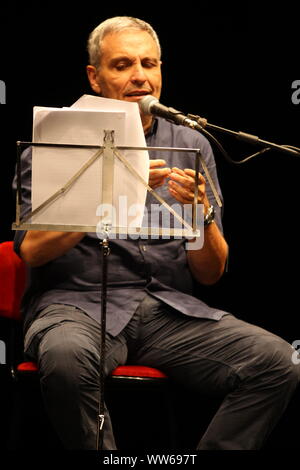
[111,365,167,379]
[0,241,27,320]
[17,361,39,372]
[16,363,167,380]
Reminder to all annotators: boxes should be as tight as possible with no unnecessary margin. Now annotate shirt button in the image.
[142,245,147,252]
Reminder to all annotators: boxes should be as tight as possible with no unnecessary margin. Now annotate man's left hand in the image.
[168,167,209,208]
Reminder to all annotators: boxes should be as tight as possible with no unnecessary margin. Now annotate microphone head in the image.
[138,95,159,115]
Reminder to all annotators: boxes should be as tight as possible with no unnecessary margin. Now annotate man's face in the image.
[87,29,162,132]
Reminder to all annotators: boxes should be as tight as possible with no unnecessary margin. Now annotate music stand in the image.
[13,127,221,450]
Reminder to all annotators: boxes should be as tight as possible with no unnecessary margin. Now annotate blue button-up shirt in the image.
[14,117,227,336]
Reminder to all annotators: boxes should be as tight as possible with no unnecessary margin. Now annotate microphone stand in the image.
[186,113,300,159]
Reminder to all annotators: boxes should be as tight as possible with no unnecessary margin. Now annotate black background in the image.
[0,2,300,450]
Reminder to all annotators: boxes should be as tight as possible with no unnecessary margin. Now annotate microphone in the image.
[139,95,203,129]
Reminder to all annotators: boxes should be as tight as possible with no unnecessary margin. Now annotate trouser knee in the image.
[251,335,300,394]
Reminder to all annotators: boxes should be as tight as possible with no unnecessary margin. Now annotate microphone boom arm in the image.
[138,95,300,162]
[187,113,300,159]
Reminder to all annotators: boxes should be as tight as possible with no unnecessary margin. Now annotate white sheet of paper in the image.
[31,96,149,230]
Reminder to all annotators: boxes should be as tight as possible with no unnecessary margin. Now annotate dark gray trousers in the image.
[24,295,300,450]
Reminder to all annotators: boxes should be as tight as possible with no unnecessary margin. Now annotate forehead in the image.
[100,30,160,60]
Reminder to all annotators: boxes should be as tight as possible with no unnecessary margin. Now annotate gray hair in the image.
[87,16,161,69]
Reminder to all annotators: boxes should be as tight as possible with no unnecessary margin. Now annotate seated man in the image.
[14,16,300,450]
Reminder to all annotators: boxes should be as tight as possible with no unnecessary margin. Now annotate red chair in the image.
[0,241,27,321]
[0,241,175,449]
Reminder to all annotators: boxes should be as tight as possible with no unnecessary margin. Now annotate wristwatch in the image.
[204,205,215,226]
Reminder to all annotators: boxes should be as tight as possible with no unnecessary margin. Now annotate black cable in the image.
[196,125,300,165]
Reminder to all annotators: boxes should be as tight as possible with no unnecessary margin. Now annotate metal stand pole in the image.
[96,229,110,451]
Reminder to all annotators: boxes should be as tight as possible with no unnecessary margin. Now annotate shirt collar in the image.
[145,118,158,138]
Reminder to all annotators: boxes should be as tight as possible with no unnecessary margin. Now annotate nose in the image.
[130,63,147,84]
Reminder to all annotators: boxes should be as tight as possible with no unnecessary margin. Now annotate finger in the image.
[184,168,206,185]
[171,168,206,189]
[149,168,170,189]
[149,159,167,168]
[151,181,166,189]
[169,179,206,204]
[169,172,195,189]
[150,168,171,178]
[149,175,168,185]
[168,187,193,204]
[171,167,185,175]
[168,180,195,202]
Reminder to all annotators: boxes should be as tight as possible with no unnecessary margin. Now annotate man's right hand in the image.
[148,159,171,189]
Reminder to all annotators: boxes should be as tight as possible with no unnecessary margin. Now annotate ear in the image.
[86,65,101,94]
